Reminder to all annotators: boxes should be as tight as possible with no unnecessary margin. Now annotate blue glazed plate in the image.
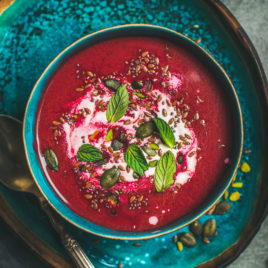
[0,0,267,267]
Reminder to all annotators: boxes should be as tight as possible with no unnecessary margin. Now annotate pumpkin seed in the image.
[141,146,156,156]
[111,139,123,151]
[131,80,143,89]
[179,232,196,247]
[136,121,155,139]
[133,172,140,180]
[43,149,58,171]
[189,220,202,238]
[149,160,158,167]
[94,158,108,167]
[99,168,120,189]
[134,92,145,98]
[177,155,184,164]
[149,143,159,150]
[103,79,120,91]
[213,201,231,215]
[203,219,216,241]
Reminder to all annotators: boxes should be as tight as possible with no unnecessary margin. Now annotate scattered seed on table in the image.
[213,201,231,215]
[229,191,240,202]
[177,241,183,251]
[232,182,243,188]
[240,162,251,173]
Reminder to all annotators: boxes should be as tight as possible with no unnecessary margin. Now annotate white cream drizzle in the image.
[62,78,198,187]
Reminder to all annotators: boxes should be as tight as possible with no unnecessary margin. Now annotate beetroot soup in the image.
[35,37,232,231]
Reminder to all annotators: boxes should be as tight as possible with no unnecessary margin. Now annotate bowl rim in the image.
[23,23,244,240]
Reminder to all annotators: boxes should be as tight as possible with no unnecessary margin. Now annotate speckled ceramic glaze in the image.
[0,0,267,267]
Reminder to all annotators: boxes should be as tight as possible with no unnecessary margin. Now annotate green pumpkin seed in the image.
[149,160,158,167]
[100,168,120,189]
[111,139,123,151]
[213,201,231,215]
[189,220,202,238]
[132,80,143,89]
[44,149,58,171]
[177,155,184,164]
[133,172,140,180]
[179,232,196,247]
[103,79,120,91]
[203,219,216,239]
[94,158,108,167]
[134,92,145,98]
[136,121,155,139]
[141,145,157,156]
[149,143,159,150]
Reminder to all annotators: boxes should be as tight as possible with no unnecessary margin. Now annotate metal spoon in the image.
[0,114,94,268]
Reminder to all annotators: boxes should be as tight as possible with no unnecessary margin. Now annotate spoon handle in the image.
[39,199,95,268]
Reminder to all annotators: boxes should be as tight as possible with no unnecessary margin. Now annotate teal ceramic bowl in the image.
[23,24,243,240]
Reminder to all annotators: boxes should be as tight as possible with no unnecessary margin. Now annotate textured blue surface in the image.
[0,0,264,267]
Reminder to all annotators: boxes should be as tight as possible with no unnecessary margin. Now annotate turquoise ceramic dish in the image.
[23,24,243,240]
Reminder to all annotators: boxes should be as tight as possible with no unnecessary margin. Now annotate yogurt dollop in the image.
[61,73,198,192]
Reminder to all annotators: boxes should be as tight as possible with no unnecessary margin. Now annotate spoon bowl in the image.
[0,114,95,268]
[0,115,38,196]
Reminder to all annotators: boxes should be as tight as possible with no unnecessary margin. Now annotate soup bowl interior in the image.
[23,24,243,240]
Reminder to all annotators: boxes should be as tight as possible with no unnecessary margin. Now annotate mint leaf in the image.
[124,144,148,176]
[106,85,129,122]
[77,144,103,162]
[105,128,113,141]
[152,118,175,148]
[154,150,176,192]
